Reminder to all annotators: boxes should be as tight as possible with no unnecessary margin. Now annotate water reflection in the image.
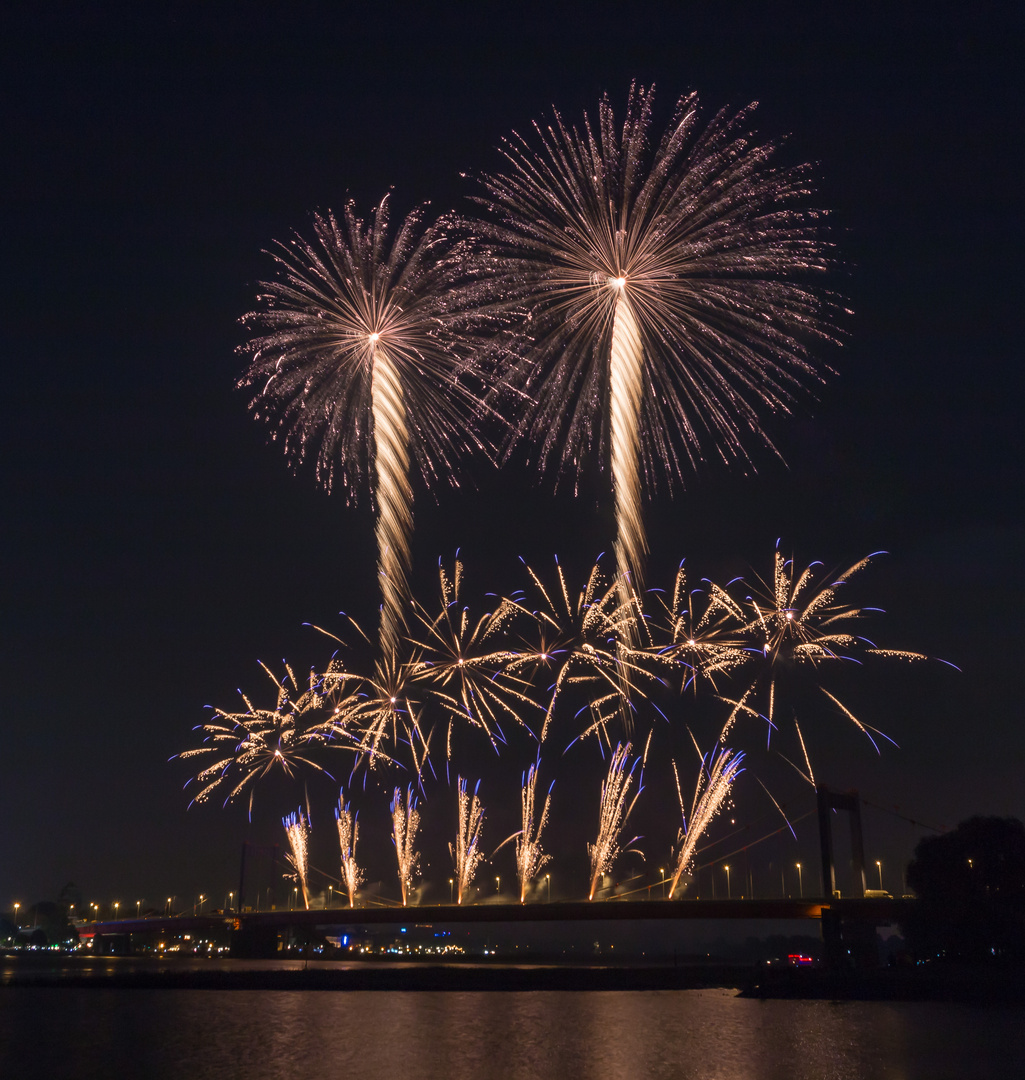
[1,987,1022,1079]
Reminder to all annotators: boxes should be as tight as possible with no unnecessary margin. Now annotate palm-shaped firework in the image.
[241,198,488,660]
[474,85,839,597]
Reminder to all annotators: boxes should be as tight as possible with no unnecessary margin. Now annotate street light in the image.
[13,902,19,926]
[545,874,551,902]
[876,860,883,891]
[136,900,142,918]
[166,897,173,916]
[198,894,206,914]
[724,865,731,899]
[113,901,120,921]
[448,878,454,903]
[495,876,501,895]
[796,862,804,898]
[228,891,234,914]
[659,868,665,899]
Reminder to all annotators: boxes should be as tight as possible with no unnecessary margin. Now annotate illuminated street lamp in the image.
[659,867,665,899]
[545,874,551,903]
[113,901,120,920]
[198,894,206,914]
[495,876,501,895]
[136,900,142,918]
[13,902,20,926]
[448,878,454,903]
[796,862,803,898]
[876,860,883,890]
[724,865,732,899]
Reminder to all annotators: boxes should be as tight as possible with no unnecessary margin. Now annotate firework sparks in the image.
[515,760,553,902]
[449,777,486,904]
[390,785,421,906]
[645,563,749,695]
[241,198,489,659]
[587,741,645,900]
[734,547,928,764]
[335,789,364,908]
[176,661,357,815]
[668,745,745,899]
[507,556,649,744]
[474,84,839,593]
[409,558,539,756]
[283,807,311,910]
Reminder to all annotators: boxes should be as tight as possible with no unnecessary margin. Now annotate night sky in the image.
[3,2,1022,912]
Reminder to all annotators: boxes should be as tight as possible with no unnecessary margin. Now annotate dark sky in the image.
[2,1,1022,912]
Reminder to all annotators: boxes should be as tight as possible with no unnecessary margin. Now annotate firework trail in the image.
[474,85,839,594]
[390,785,421,906]
[515,760,553,902]
[283,807,311,909]
[176,661,357,815]
[335,789,364,907]
[587,741,645,900]
[449,777,486,904]
[241,198,488,659]
[668,745,745,898]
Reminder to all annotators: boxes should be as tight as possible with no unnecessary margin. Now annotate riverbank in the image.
[5,955,1025,1000]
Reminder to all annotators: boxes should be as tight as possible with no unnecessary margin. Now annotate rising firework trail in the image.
[449,777,486,904]
[390,785,421,906]
[668,744,745,899]
[474,84,840,596]
[515,759,553,902]
[335,789,364,907]
[587,741,646,900]
[241,198,488,660]
[283,808,311,910]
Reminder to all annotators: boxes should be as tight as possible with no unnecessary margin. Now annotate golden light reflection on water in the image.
[0,985,1015,1079]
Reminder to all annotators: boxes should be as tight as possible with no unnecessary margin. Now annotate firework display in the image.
[336,790,363,907]
[240,199,489,660]
[587,741,645,901]
[176,86,944,908]
[669,745,746,899]
[472,84,840,593]
[283,808,311,909]
[449,777,486,904]
[514,761,553,902]
[390,785,421,907]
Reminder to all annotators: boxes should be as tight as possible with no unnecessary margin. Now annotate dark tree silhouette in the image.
[902,816,1025,963]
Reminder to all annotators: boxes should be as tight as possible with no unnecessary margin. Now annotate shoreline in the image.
[4,956,1025,1000]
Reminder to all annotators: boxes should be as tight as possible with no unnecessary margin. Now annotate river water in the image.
[2,983,1024,1079]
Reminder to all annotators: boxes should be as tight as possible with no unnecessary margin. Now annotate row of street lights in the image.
[11,861,890,925]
